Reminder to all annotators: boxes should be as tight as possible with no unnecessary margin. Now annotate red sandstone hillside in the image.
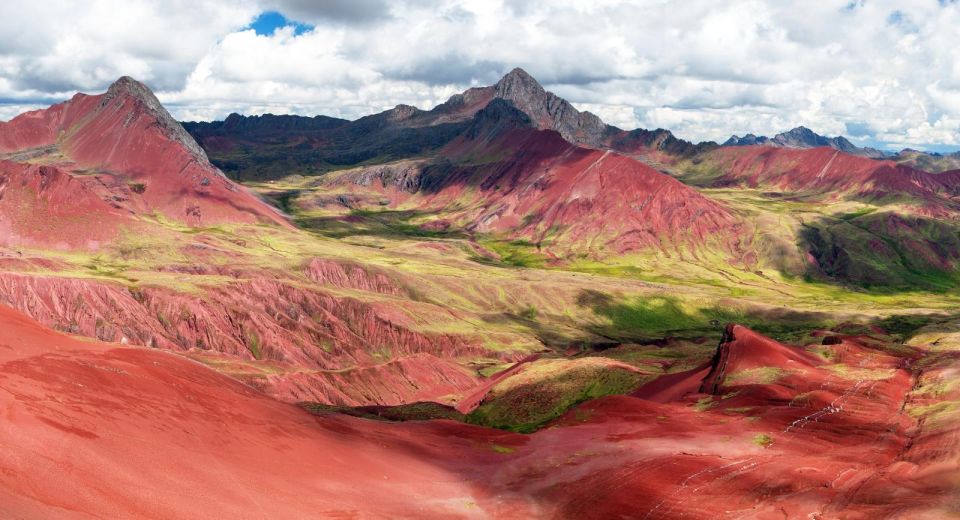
[688,145,960,213]
[0,76,287,248]
[321,100,741,256]
[0,78,533,408]
[6,301,960,518]
[0,303,525,518]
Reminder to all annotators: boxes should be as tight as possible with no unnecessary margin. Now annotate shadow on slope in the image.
[799,211,960,292]
[187,117,470,182]
[575,289,833,343]
[296,208,468,240]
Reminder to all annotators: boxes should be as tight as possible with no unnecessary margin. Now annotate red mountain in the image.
[0,303,519,517]
[326,100,740,256]
[691,145,960,214]
[0,77,287,248]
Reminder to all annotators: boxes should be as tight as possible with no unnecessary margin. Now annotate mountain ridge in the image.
[723,125,888,158]
[182,67,721,179]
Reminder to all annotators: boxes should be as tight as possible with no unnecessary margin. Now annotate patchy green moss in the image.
[822,364,894,381]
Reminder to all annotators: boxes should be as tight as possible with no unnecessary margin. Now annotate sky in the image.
[2,0,960,152]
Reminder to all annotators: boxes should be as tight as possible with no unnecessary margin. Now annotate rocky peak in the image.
[723,126,887,159]
[490,68,612,147]
[387,104,421,121]
[101,76,210,164]
[772,126,827,148]
[494,68,546,101]
[723,133,772,146]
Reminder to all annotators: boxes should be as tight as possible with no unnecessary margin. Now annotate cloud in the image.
[0,0,258,95]
[268,0,394,25]
[1,0,960,151]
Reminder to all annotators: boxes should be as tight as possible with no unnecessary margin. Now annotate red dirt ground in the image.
[0,303,532,518]
[0,269,513,406]
[0,161,129,249]
[5,304,957,518]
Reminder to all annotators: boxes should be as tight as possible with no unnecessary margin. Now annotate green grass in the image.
[299,401,466,422]
[575,290,834,342]
[472,239,548,268]
[693,396,716,412]
[822,364,895,381]
[752,433,774,447]
[519,305,538,320]
[725,367,791,386]
[837,207,877,221]
[292,206,467,241]
[246,331,263,360]
[466,359,645,433]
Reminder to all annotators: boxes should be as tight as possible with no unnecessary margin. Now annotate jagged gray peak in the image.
[493,68,612,147]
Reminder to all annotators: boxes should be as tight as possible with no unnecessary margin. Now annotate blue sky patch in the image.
[249,11,313,36]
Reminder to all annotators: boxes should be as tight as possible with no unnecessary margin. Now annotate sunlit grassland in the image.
[5,178,959,355]
[465,357,653,432]
[261,178,960,342]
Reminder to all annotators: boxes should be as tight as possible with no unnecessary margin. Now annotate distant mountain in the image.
[490,68,613,147]
[723,126,888,159]
[183,68,720,181]
[317,98,740,255]
[891,148,960,173]
[722,133,772,146]
[687,145,960,211]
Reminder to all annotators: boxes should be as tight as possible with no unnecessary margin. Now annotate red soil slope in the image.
[0,303,532,518]
[0,268,510,406]
[702,146,960,213]
[583,324,943,518]
[0,161,129,248]
[0,77,287,242]
[338,126,740,255]
[2,305,957,518]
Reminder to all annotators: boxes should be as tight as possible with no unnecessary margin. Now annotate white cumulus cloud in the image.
[1,0,960,151]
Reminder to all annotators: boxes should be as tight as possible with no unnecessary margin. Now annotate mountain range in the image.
[723,126,888,158]
[3,67,960,518]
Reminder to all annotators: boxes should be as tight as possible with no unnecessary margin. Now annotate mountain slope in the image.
[685,145,960,212]
[8,298,960,519]
[0,303,527,518]
[0,77,288,235]
[681,144,960,289]
[314,100,740,256]
[892,148,960,173]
